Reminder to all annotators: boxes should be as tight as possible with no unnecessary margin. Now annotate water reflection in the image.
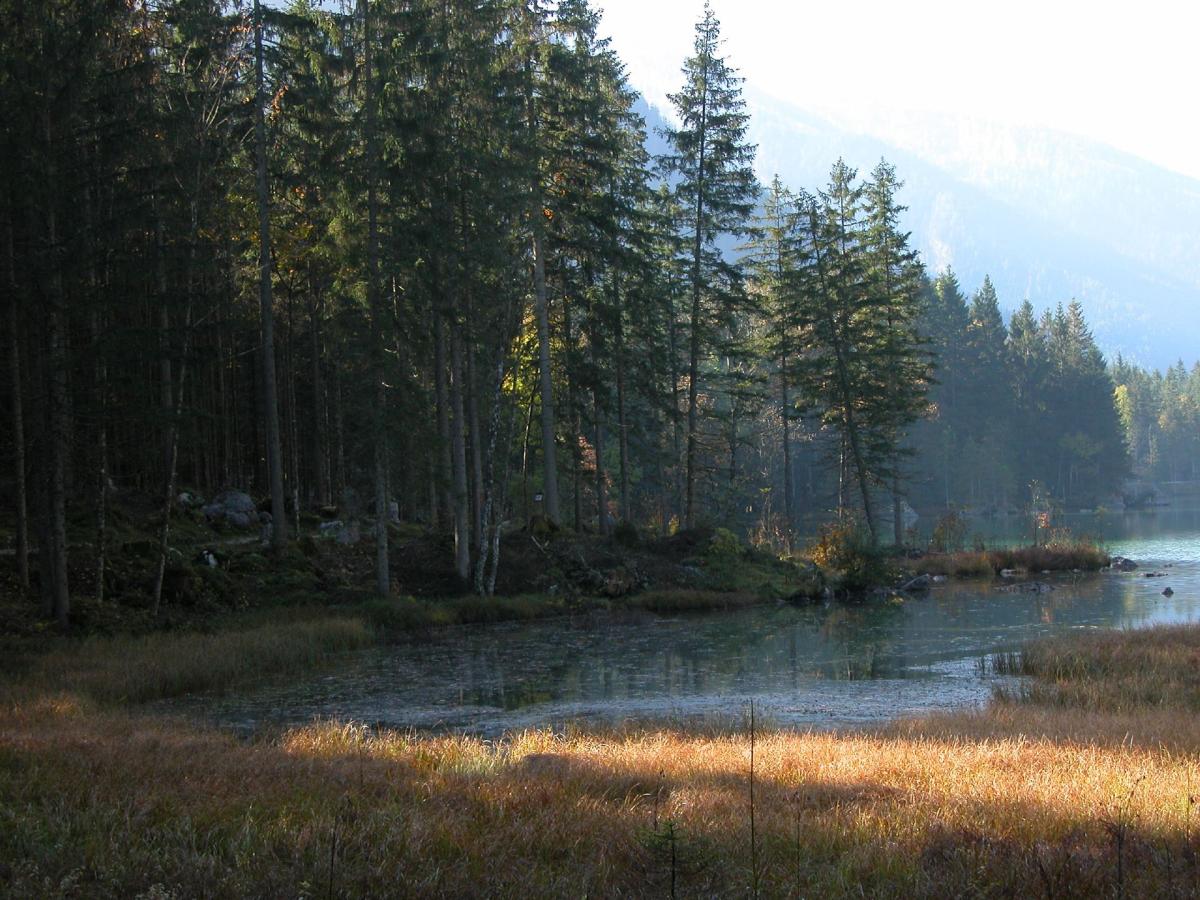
[172,515,1200,736]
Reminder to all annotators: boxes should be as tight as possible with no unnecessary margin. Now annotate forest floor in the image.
[2,613,1197,897]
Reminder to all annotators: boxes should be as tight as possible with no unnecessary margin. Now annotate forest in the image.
[1,0,1192,627]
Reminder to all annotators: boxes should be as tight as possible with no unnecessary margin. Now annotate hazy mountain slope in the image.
[636,95,1200,369]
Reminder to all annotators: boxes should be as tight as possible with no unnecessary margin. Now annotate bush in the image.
[706,527,742,558]
[930,509,968,552]
[806,523,892,592]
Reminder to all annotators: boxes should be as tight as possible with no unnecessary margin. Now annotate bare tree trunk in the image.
[531,222,560,524]
[561,290,582,530]
[685,82,709,530]
[667,283,683,529]
[308,285,329,506]
[594,397,608,537]
[44,109,69,629]
[152,303,194,617]
[5,207,28,590]
[780,352,794,552]
[467,346,484,546]
[362,0,389,596]
[254,0,288,550]
[614,280,631,522]
[92,310,108,601]
[450,326,471,581]
[434,311,453,528]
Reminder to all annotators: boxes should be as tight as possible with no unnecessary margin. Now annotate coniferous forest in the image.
[0,0,1190,620]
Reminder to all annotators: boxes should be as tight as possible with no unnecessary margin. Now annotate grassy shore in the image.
[4,616,1200,897]
[903,540,1111,579]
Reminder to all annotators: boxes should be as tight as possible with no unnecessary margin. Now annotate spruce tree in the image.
[659,0,758,528]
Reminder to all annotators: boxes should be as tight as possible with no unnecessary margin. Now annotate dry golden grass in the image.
[5,623,1200,897]
[4,705,1200,898]
[908,541,1110,580]
[996,623,1200,712]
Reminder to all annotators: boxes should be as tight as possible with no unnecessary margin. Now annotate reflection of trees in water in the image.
[358,548,1200,717]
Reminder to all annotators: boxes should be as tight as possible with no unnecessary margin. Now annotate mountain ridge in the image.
[636,93,1200,369]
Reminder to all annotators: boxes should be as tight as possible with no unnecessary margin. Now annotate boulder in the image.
[1110,556,1138,572]
[203,490,257,529]
[900,575,933,593]
[996,581,1055,594]
[317,519,359,545]
[1163,587,1175,597]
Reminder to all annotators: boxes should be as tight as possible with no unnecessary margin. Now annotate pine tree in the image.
[659,0,758,528]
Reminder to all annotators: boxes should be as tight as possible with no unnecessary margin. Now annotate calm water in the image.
[173,510,1200,736]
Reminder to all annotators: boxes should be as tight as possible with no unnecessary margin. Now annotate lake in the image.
[173,510,1200,736]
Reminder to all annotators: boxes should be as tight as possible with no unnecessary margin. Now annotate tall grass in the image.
[909,537,1110,579]
[994,624,1200,711]
[3,710,1199,898]
[8,617,374,706]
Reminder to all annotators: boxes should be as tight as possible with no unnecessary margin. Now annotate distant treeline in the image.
[0,0,1190,623]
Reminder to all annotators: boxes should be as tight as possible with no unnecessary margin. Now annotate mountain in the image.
[636,93,1200,370]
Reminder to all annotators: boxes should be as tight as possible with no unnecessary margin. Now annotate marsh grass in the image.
[908,537,1110,580]
[993,624,1200,712]
[4,617,374,706]
[4,707,1200,898]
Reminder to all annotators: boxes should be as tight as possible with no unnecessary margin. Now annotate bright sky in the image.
[597,0,1200,180]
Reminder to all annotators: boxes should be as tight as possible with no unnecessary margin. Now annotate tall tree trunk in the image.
[255,0,288,550]
[685,80,709,530]
[362,0,389,595]
[5,207,28,590]
[667,282,682,529]
[450,326,471,581]
[43,108,69,629]
[531,221,560,524]
[561,289,582,529]
[157,217,172,480]
[780,354,794,552]
[308,285,329,506]
[467,345,484,546]
[434,311,453,528]
[892,476,903,547]
[593,396,608,537]
[614,278,631,522]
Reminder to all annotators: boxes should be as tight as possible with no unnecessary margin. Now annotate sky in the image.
[596,0,1200,181]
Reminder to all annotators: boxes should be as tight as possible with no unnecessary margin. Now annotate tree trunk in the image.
[152,303,194,617]
[434,311,453,528]
[450,326,471,581]
[667,281,682,529]
[255,0,288,550]
[5,207,28,590]
[685,77,709,530]
[614,278,631,522]
[44,108,69,629]
[593,402,608,537]
[307,284,329,506]
[467,345,484,546]
[531,221,560,524]
[780,354,794,552]
[362,0,389,596]
[892,478,903,547]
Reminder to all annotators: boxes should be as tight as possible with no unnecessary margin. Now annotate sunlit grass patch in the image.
[994,624,1200,712]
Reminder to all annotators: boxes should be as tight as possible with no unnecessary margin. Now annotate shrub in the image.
[706,527,742,558]
[806,523,892,592]
[930,509,968,552]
